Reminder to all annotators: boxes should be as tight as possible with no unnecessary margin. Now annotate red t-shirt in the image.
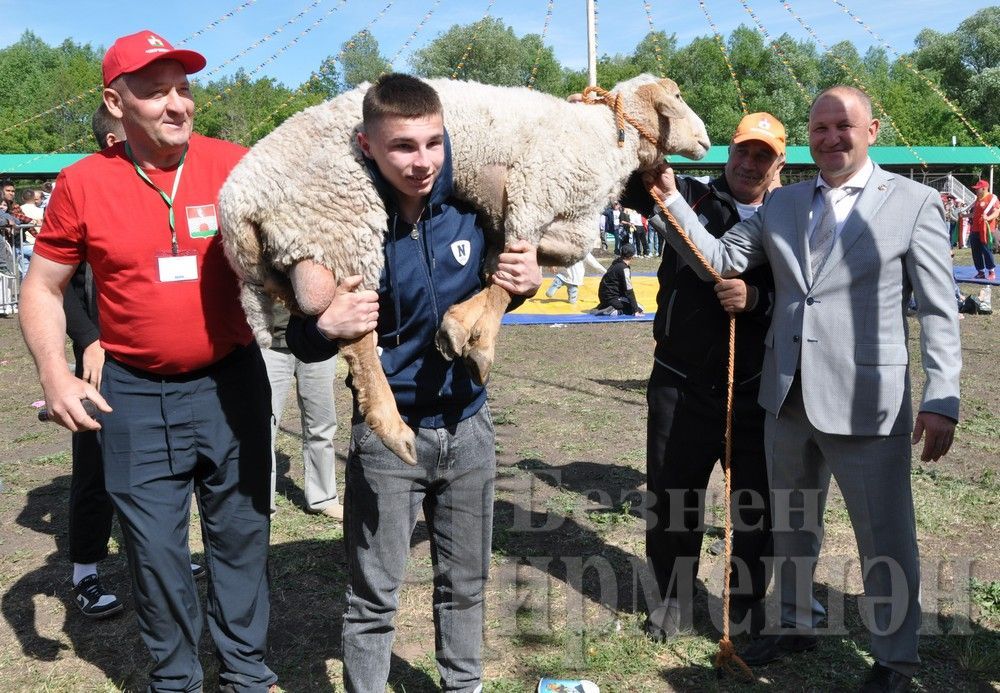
[971,193,998,243]
[34,134,252,374]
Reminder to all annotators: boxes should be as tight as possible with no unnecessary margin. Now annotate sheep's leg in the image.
[288,260,416,466]
[435,289,487,363]
[339,332,417,466]
[436,284,511,385]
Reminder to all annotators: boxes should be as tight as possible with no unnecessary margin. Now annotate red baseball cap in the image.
[972,179,990,190]
[102,30,206,87]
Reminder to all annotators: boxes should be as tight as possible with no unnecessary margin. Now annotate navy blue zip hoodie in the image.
[286,131,490,428]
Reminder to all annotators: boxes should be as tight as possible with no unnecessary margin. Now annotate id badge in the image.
[156,250,199,282]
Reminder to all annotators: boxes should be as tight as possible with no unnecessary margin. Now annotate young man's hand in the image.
[315,275,380,341]
[493,240,542,296]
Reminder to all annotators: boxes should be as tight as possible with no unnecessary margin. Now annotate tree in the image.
[912,29,969,100]
[0,31,104,153]
[671,36,744,145]
[410,18,563,91]
[194,69,320,146]
[632,30,677,77]
[340,30,391,91]
[305,56,343,99]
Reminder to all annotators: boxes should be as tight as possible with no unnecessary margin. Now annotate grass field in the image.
[0,250,997,691]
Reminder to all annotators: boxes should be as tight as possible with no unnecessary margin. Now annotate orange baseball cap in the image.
[102,30,206,87]
[731,112,786,157]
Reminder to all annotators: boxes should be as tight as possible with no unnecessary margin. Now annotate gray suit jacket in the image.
[658,164,961,436]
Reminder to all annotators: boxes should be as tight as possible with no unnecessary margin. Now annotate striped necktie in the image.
[810,186,843,279]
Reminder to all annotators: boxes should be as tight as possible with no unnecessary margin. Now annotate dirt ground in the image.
[0,252,997,691]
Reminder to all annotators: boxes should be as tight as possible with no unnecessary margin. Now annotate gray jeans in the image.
[261,347,338,512]
[341,404,496,693]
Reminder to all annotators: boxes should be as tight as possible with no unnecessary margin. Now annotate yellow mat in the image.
[511,274,659,315]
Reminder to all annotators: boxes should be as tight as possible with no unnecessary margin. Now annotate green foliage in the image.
[0,30,104,154]
[410,17,562,91]
[193,69,322,146]
[910,7,1000,135]
[969,578,1000,622]
[340,30,391,91]
[7,7,1000,154]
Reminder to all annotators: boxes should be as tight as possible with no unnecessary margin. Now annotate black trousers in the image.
[634,228,649,256]
[68,347,114,565]
[645,363,772,631]
[100,344,275,691]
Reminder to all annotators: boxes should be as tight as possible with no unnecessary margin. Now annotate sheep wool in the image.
[217,74,709,347]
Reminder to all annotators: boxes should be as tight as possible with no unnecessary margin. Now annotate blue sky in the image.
[1,0,995,88]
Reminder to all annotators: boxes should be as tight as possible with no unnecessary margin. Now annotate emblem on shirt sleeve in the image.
[450,240,471,266]
[186,204,219,238]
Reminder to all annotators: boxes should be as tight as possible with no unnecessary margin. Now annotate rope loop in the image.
[580,85,666,152]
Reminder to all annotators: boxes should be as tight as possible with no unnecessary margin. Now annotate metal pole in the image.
[586,0,597,86]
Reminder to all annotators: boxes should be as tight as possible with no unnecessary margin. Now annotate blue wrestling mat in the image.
[955,265,1000,286]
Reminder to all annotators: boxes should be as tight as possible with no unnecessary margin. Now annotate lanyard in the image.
[125,142,187,256]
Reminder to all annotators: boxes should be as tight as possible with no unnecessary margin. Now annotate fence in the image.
[0,225,34,316]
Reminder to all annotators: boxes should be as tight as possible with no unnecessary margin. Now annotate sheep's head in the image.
[615,74,710,167]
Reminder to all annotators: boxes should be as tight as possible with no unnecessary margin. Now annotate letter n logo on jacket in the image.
[451,240,471,266]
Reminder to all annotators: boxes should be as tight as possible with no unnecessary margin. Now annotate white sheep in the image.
[218,74,710,465]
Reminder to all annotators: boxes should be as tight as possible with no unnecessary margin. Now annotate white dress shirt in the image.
[809,157,875,241]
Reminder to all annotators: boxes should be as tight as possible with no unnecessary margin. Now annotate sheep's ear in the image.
[636,79,687,121]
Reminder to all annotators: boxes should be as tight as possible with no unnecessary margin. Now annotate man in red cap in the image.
[21,30,278,691]
[967,179,997,280]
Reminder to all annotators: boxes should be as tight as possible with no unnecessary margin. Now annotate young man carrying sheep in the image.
[285,73,541,692]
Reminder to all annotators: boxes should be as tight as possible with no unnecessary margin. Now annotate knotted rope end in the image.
[714,637,755,681]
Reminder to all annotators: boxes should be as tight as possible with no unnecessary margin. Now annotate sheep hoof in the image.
[464,343,495,386]
[379,423,418,466]
[435,321,468,362]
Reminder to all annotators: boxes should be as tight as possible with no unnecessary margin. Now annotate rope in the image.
[698,0,749,115]
[0,0,262,139]
[780,0,927,169]
[526,0,557,89]
[581,85,661,149]
[240,2,395,143]
[647,186,754,683]
[737,0,812,106]
[178,0,262,45]
[201,0,350,117]
[582,90,753,680]
[451,0,499,80]
[386,0,443,71]
[641,1,667,79]
[829,0,1000,162]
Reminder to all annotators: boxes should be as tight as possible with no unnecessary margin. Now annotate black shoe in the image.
[859,663,912,692]
[191,563,206,580]
[72,574,124,619]
[739,631,817,666]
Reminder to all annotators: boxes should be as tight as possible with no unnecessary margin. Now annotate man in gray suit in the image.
[647,86,961,692]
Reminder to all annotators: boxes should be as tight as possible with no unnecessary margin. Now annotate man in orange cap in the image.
[968,179,997,280]
[638,112,785,642]
[21,30,277,691]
